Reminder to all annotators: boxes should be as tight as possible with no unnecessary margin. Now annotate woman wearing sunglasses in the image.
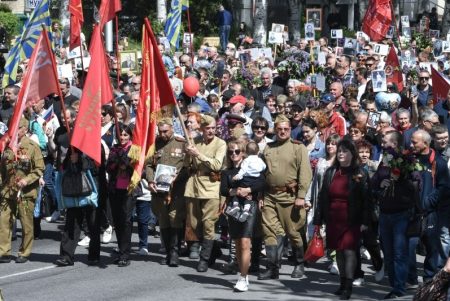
[220,139,265,292]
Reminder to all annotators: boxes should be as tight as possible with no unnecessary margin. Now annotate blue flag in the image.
[164,0,188,49]
[2,0,52,88]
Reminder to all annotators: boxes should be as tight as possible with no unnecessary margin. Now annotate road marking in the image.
[0,265,55,280]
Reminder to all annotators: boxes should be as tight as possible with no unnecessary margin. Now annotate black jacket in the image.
[313,166,371,226]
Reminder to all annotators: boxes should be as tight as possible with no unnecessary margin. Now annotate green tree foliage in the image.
[0,11,19,41]
[0,3,12,12]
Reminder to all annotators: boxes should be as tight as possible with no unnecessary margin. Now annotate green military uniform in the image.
[184,119,226,272]
[0,134,44,260]
[146,132,186,266]
[259,136,312,279]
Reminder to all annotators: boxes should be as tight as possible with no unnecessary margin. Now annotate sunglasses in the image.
[101,112,108,117]
[252,125,267,131]
[420,77,429,80]
[228,149,241,155]
[132,82,140,85]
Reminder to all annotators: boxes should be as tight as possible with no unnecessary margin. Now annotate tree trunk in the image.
[157,0,167,23]
[443,1,450,36]
[253,0,267,46]
[288,0,301,43]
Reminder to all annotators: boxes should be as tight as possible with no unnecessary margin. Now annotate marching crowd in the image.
[2,17,450,301]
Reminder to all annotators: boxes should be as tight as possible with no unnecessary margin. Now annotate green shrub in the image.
[0,11,20,41]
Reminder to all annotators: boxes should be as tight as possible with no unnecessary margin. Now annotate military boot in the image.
[257,245,279,280]
[197,240,214,272]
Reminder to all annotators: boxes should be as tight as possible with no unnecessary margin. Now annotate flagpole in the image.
[186,7,194,62]
[389,0,401,51]
[109,16,122,143]
[78,39,86,85]
[174,102,193,145]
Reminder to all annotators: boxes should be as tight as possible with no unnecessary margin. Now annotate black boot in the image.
[340,278,353,300]
[208,240,223,266]
[291,246,305,278]
[33,217,41,239]
[334,278,346,296]
[257,245,279,280]
[160,228,171,265]
[168,228,182,267]
[249,237,262,273]
[197,240,214,272]
[276,236,285,269]
[189,241,200,259]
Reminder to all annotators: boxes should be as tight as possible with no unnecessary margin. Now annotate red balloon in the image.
[183,77,200,97]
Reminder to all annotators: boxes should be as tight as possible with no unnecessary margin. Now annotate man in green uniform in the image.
[184,115,227,272]
[0,118,44,263]
[258,114,312,279]
[146,118,187,267]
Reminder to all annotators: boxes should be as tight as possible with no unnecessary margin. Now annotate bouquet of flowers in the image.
[277,48,311,80]
[234,62,261,90]
[381,148,425,181]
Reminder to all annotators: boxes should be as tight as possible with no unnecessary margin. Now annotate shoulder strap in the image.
[430,149,436,187]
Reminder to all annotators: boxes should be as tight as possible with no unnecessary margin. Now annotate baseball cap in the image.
[229,95,246,106]
[320,93,335,104]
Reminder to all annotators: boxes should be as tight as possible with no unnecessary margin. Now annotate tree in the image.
[253,0,267,45]
[288,0,301,43]
[0,11,19,42]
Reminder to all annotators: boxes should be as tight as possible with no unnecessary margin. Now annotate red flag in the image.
[431,66,450,105]
[362,0,392,42]
[127,18,177,191]
[99,0,122,28]
[385,46,404,92]
[69,0,84,50]
[70,25,113,164]
[0,28,60,153]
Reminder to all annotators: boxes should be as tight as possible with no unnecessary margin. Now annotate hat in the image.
[158,117,173,126]
[274,114,290,125]
[226,114,246,124]
[200,114,215,126]
[291,100,306,111]
[221,89,236,102]
[19,118,29,129]
[229,95,246,106]
[320,93,335,104]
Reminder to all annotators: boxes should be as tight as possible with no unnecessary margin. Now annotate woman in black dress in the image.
[314,139,370,300]
[220,139,265,292]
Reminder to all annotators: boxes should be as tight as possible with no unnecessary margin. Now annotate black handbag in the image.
[406,213,425,238]
[61,170,93,197]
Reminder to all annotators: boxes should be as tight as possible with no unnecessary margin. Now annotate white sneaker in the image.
[361,248,371,260]
[353,277,365,286]
[234,275,248,292]
[374,264,384,282]
[328,262,339,275]
[139,248,149,256]
[78,236,90,247]
[45,210,61,223]
[101,226,113,244]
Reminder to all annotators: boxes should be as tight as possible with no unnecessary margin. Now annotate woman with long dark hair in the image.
[314,139,370,300]
[106,124,134,267]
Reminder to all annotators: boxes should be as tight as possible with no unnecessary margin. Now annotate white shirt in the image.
[235,155,266,180]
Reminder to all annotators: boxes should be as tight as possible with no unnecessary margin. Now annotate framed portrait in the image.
[268,31,284,44]
[304,23,315,41]
[154,164,177,192]
[429,30,440,39]
[367,112,381,128]
[330,29,343,39]
[120,51,137,72]
[271,23,285,33]
[372,70,387,93]
[306,8,322,30]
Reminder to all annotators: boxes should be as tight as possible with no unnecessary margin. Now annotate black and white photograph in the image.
[330,29,343,39]
[271,23,284,33]
[268,31,284,44]
[371,70,387,92]
[430,30,440,39]
[154,164,177,192]
[373,43,389,56]
[304,23,315,41]
[401,49,416,67]
[402,27,411,39]
[183,33,193,48]
[306,8,322,30]
[400,15,410,27]
[335,46,343,56]
[386,26,394,39]
[367,112,381,128]
[344,38,357,49]
[120,51,137,71]
[443,41,450,53]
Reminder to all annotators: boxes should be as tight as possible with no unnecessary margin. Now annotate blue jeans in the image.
[219,25,231,51]
[408,237,419,285]
[422,213,441,281]
[135,201,157,249]
[43,162,56,206]
[438,210,450,268]
[379,210,410,295]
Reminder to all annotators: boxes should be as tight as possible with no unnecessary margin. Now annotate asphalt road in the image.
[0,220,418,301]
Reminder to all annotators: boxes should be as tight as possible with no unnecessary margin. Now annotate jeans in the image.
[219,25,231,51]
[110,189,136,260]
[422,213,441,281]
[438,210,450,269]
[408,237,419,284]
[135,200,150,249]
[379,210,410,295]
[43,162,56,207]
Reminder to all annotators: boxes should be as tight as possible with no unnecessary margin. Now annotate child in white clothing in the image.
[226,142,266,222]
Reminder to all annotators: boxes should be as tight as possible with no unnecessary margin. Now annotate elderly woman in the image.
[220,139,265,292]
[314,139,370,300]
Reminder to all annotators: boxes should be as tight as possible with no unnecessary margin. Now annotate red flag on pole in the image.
[127,18,177,191]
[362,0,392,42]
[99,0,122,28]
[70,25,113,164]
[385,46,404,92]
[0,28,60,153]
[431,66,450,105]
[69,0,84,50]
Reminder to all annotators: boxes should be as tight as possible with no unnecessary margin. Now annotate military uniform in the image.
[146,134,186,266]
[259,138,312,279]
[184,133,226,271]
[0,135,44,261]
